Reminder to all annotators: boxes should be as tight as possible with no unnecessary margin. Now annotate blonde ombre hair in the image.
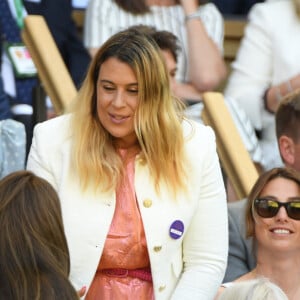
[69,28,187,194]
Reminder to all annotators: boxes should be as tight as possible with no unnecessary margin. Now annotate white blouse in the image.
[83,0,224,83]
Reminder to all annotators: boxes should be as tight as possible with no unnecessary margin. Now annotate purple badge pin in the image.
[169,220,184,239]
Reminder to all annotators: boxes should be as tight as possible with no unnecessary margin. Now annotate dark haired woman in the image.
[0,170,79,300]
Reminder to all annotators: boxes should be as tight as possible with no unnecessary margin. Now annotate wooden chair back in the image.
[201,92,259,199]
[21,15,77,114]
[223,18,246,66]
[217,18,247,92]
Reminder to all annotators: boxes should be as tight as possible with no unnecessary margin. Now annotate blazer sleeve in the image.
[224,3,273,130]
[26,116,69,190]
[223,199,256,282]
[172,126,228,299]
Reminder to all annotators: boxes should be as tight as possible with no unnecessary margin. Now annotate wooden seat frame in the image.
[201,92,259,199]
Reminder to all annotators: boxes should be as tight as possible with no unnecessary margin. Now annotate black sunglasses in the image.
[254,197,300,220]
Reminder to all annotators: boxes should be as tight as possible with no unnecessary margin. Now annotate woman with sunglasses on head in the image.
[216,167,300,300]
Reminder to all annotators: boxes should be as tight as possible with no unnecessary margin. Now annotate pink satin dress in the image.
[86,150,154,300]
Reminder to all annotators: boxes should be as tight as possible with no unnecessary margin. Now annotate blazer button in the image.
[153,246,162,252]
[159,285,166,292]
[143,199,152,208]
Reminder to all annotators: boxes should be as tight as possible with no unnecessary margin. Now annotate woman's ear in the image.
[278,135,295,167]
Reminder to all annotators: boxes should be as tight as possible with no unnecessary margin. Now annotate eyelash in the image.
[128,89,138,94]
[102,86,138,94]
[103,86,114,91]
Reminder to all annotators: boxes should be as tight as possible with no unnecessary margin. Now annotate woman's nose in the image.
[275,206,289,221]
[112,91,126,107]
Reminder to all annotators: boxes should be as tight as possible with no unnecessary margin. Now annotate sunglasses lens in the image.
[255,199,279,218]
[287,202,300,220]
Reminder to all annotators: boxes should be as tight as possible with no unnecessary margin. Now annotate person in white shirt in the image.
[225,0,300,170]
[84,0,227,100]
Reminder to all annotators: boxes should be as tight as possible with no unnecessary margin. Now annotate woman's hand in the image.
[265,74,300,113]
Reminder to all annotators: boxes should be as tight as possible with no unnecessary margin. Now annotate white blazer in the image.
[27,115,228,300]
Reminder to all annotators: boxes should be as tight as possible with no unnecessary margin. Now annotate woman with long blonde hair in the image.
[27,27,228,299]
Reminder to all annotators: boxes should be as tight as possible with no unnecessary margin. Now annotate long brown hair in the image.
[0,171,78,300]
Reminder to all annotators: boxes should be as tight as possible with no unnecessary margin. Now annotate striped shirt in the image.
[84,0,224,83]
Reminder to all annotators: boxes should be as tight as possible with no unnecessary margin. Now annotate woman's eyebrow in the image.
[99,80,138,87]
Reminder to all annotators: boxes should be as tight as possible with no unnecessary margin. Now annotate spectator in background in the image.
[0,75,11,121]
[0,170,79,299]
[132,24,265,182]
[219,167,300,299]
[0,24,12,121]
[0,0,38,153]
[0,75,12,121]
[224,90,300,282]
[128,25,202,102]
[84,0,227,101]
[0,118,26,179]
[0,23,26,179]
[24,0,91,89]
[225,0,300,170]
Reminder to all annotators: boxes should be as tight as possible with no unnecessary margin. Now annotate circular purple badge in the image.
[169,220,184,239]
